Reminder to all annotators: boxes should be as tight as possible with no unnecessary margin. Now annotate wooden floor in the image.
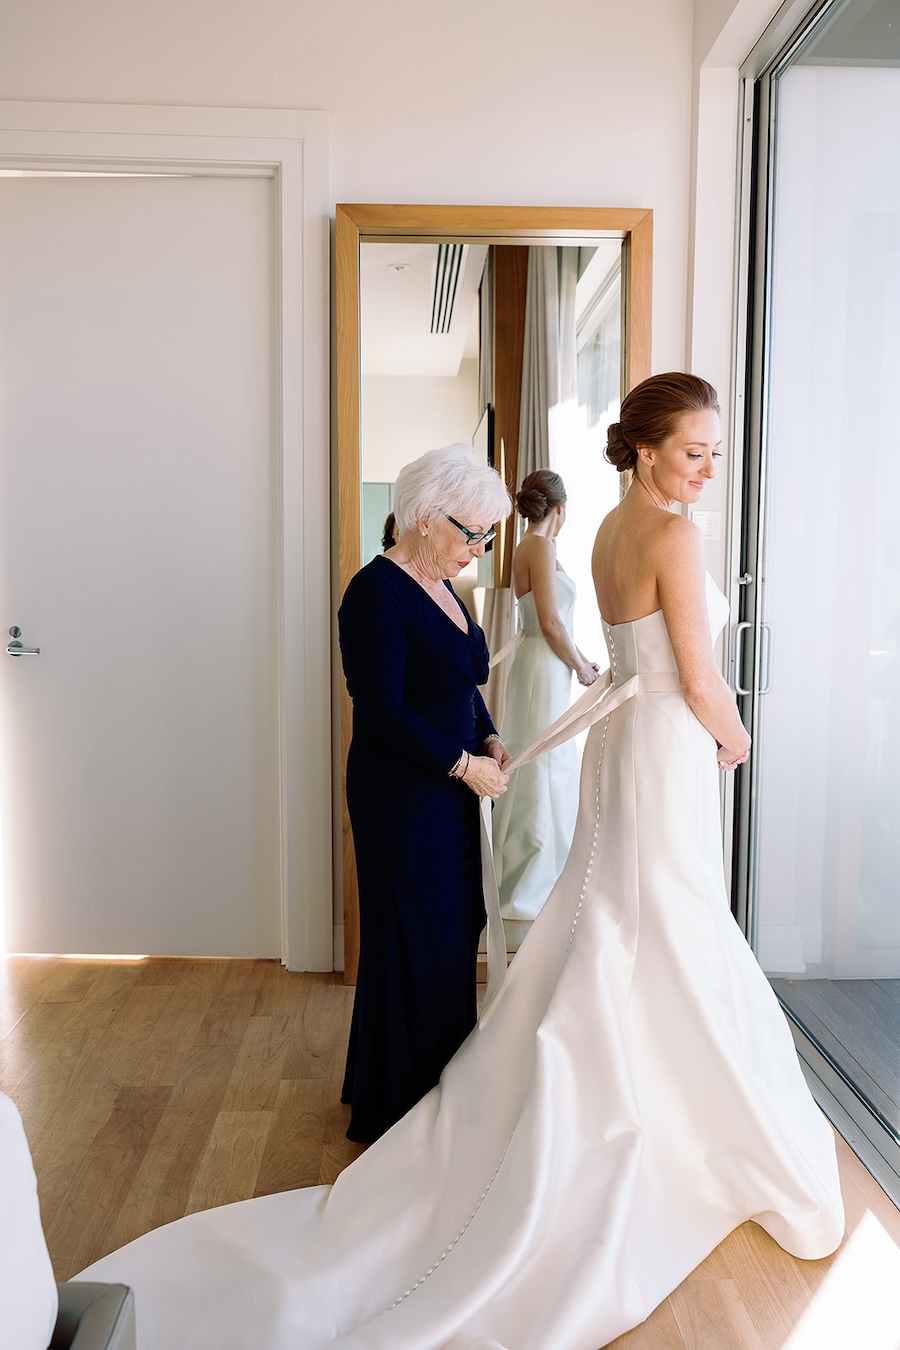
[3,955,900,1350]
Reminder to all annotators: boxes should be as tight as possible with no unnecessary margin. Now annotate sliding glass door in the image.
[736,0,900,1195]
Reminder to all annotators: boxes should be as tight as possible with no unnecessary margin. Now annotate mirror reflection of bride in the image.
[492,468,600,950]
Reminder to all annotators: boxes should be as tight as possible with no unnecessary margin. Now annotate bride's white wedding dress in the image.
[79,579,844,1349]
[493,571,580,945]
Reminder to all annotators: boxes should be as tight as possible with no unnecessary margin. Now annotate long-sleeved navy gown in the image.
[338,554,497,1142]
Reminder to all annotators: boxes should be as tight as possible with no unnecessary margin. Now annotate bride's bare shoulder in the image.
[593,501,626,550]
[651,510,703,558]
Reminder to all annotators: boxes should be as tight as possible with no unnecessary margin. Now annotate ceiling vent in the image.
[430,243,465,335]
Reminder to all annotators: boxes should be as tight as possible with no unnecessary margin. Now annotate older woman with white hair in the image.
[338,442,512,1143]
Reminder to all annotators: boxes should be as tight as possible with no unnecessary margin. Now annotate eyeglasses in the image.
[446,514,497,546]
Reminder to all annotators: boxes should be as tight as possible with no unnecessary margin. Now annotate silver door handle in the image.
[7,641,40,656]
[732,621,772,696]
[733,621,752,695]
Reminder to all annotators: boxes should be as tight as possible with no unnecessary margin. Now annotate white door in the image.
[0,174,280,956]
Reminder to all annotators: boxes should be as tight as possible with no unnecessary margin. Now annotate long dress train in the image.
[78,578,844,1349]
[492,571,580,948]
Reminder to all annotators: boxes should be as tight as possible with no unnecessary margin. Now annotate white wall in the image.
[686,0,787,605]
[0,0,792,526]
[0,0,695,370]
[693,0,782,64]
[0,0,790,961]
[362,363,480,483]
[0,0,780,545]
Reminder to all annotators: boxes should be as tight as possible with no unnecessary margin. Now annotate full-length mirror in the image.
[336,205,653,981]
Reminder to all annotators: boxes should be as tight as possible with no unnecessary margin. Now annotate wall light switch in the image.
[690,510,720,541]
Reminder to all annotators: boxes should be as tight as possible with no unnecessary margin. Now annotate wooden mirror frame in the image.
[336,203,653,982]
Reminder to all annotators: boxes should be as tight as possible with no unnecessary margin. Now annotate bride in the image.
[80,373,844,1349]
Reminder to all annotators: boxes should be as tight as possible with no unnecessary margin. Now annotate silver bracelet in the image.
[449,750,470,779]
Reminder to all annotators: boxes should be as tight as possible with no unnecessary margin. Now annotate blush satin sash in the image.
[479,669,683,1013]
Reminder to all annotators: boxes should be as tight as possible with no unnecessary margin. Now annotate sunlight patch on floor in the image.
[2,952,150,962]
[783,1209,900,1349]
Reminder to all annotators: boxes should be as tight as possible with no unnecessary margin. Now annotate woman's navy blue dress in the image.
[338,554,497,1143]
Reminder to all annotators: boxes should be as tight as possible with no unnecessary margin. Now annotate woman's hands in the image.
[717,741,750,771]
[576,660,601,687]
[463,753,510,800]
[483,735,510,767]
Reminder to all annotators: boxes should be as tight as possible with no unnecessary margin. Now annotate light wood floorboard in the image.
[2,955,899,1348]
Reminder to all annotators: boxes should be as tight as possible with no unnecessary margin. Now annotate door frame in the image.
[0,101,332,971]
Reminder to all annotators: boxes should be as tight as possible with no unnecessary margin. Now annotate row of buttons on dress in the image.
[386,631,617,1314]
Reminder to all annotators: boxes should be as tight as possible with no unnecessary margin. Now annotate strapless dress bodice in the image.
[517,570,576,637]
[603,574,729,684]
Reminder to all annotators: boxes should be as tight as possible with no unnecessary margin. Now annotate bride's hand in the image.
[717,743,750,770]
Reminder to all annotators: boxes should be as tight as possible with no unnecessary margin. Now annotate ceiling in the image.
[360,241,487,377]
[360,238,624,380]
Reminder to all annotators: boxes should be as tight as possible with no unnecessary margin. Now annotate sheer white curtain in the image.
[518,246,579,481]
[482,248,579,725]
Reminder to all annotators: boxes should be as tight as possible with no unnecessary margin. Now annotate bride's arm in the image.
[527,538,599,686]
[656,517,751,766]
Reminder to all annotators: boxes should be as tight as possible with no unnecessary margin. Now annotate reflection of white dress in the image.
[493,572,580,945]
[80,579,843,1350]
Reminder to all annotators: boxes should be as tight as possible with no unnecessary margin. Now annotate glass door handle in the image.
[732,621,772,695]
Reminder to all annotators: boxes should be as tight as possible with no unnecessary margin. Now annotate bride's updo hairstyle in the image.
[515,469,566,523]
[605,372,721,474]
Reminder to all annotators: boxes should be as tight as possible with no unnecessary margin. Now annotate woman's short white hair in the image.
[393,444,511,535]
